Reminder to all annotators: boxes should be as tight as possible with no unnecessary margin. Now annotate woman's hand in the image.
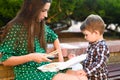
[29,53,52,63]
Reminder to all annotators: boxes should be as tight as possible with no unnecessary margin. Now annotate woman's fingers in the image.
[42,56,52,62]
[29,53,52,63]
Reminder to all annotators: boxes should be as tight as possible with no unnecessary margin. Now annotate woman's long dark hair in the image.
[2,0,52,53]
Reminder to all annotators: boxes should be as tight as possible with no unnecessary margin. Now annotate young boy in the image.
[52,14,109,80]
[78,14,110,80]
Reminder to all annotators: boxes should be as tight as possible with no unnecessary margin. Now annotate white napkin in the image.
[58,54,87,70]
[37,54,87,72]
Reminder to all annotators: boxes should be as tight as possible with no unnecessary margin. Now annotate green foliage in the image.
[48,0,78,23]
[0,0,23,27]
[71,0,120,26]
[0,0,120,28]
[101,0,120,24]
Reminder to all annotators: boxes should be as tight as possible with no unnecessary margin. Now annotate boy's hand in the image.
[76,70,87,76]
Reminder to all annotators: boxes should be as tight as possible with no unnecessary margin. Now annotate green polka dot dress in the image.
[0,24,58,80]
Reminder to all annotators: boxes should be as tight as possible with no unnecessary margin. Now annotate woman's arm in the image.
[2,53,51,66]
[53,38,64,62]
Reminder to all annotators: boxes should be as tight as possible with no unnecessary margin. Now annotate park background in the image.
[0,0,120,80]
[0,0,120,34]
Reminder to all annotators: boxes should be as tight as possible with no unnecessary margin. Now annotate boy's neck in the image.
[97,37,104,42]
[97,35,104,41]
[91,35,104,44]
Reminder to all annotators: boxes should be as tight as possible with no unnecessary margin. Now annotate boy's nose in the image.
[84,36,86,39]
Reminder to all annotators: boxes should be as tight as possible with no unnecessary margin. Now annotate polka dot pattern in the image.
[45,25,58,43]
[0,24,58,80]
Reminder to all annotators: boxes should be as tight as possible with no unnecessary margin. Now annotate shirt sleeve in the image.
[0,24,21,62]
[83,44,109,75]
[45,25,58,43]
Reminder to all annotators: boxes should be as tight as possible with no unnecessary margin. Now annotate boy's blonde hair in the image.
[80,14,105,35]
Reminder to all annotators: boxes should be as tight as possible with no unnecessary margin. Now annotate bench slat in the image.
[108,63,120,72]
[108,71,120,78]
[108,63,120,78]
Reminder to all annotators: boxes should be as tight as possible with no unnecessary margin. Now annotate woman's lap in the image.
[52,73,88,80]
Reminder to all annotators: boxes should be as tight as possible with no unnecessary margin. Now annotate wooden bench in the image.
[108,63,120,80]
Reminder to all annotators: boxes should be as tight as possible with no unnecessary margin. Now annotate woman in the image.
[0,0,63,80]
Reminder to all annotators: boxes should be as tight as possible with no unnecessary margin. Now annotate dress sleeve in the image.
[45,25,58,43]
[0,24,21,62]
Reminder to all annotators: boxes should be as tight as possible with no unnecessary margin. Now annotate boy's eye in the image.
[84,34,88,36]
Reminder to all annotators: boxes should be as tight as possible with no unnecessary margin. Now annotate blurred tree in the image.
[0,0,120,33]
[0,0,22,27]
[62,0,120,38]
[70,0,120,33]
[46,0,79,32]
[47,0,78,23]
[0,0,78,33]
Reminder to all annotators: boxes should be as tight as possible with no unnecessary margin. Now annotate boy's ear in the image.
[94,30,100,35]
